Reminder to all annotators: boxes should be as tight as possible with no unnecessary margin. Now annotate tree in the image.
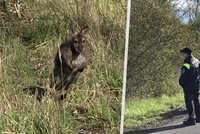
[126,0,194,98]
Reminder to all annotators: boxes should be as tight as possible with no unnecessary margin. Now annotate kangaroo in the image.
[23,26,90,101]
[51,26,90,99]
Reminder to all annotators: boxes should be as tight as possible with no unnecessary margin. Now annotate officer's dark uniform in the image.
[179,48,200,125]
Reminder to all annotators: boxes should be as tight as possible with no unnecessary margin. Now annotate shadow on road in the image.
[124,108,188,134]
[160,107,187,118]
[124,124,185,134]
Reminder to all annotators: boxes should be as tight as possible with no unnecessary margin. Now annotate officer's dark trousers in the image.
[183,88,200,119]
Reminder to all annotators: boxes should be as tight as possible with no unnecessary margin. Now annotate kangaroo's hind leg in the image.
[55,71,80,100]
[51,63,66,89]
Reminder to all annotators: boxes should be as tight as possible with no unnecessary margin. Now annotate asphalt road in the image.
[124,109,200,134]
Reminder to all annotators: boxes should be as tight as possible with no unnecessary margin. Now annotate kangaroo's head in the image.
[73,26,89,53]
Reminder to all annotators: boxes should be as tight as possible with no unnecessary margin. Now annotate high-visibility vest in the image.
[183,63,190,70]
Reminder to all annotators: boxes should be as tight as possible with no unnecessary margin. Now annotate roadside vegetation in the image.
[125,92,184,130]
[0,0,126,133]
[125,0,200,130]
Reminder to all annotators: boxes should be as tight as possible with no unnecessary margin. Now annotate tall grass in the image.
[0,0,126,133]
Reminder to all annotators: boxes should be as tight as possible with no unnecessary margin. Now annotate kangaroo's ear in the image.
[81,26,89,35]
[73,29,79,36]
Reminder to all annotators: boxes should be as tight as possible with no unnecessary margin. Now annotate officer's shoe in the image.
[183,118,195,126]
[196,118,200,123]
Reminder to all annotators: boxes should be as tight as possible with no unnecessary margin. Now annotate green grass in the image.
[0,38,122,133]
[124,92,185,131]
[0,0,126,133]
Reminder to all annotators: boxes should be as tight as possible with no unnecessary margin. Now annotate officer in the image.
[179,47,200,126]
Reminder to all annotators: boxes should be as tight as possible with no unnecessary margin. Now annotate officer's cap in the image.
[180,47,192,55]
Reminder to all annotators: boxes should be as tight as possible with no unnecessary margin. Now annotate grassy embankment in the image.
[124,92,185,130]
[0,0,126,133]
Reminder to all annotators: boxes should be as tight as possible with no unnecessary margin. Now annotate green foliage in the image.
[124,0,200,131]
[126,0,200,98]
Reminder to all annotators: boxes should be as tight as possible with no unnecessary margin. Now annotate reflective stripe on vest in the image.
[183,63,190,70]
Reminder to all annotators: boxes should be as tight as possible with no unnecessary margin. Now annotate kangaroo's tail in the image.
[23,86,47,101]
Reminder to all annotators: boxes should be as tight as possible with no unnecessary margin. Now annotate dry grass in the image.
[0,0,126,133]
